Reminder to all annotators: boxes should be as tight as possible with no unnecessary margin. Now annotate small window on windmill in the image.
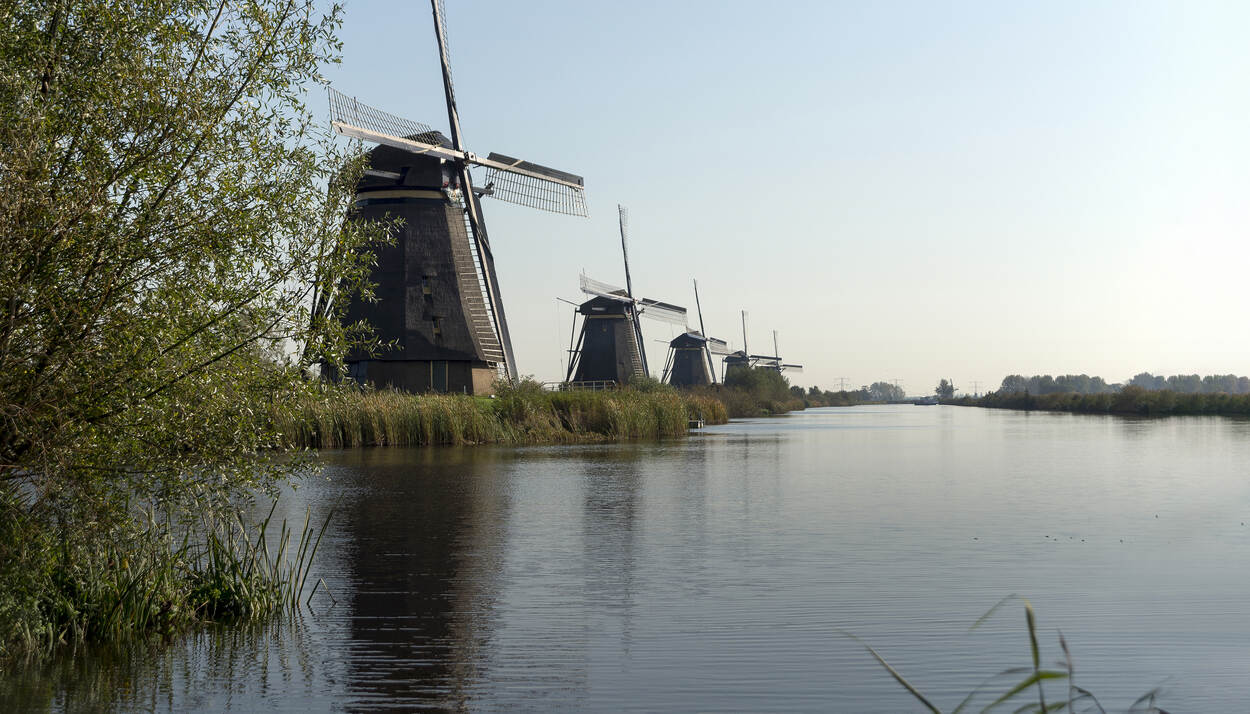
[421,275,432,296]
[432,316,443,337]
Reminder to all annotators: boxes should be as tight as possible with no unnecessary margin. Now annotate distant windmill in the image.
[723,310,753,376]
[662,280,733,387]
[753,330,804,375]
[328,0,586,393]
[565,206,686,387]
[723,314,802,377]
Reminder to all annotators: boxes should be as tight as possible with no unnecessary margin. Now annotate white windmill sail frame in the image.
[327,88,587,215]
[636,298,687,325]
[578,275,687,325]
[579,274,632,303]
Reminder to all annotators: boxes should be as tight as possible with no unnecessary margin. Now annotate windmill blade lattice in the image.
[482,154,587,216]
[637,298,687,325]
[579,274,632,302]
[328,88,442,144]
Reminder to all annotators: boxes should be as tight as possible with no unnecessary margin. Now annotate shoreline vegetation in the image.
[942,372,1250,418]
[279,379,730,449]
[950,387,1250,417]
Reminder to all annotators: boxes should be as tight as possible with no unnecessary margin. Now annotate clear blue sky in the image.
[324,1,1250,395]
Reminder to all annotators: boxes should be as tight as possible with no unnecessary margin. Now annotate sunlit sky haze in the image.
[325,1,1250,395]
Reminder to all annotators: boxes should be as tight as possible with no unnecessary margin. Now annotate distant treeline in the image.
[995,372,1250,396]
[1126,372,1250,394]
[953,387,1250,417]
[999,374,1118,395]
[941,371,1250,417]
[790,382,906,407]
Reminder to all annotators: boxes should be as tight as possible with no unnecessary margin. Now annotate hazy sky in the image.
[324,1,1250,395]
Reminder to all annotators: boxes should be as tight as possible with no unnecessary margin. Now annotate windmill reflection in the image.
[338,447,510,712]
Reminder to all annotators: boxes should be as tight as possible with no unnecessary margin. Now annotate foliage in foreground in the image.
[859,598,1170,714]
[277,379,729,448]
[0,0,374,657]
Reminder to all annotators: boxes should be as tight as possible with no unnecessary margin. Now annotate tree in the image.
[1000,375,1028,393]
[936,379,955,399]
[0,2,380,538]
[868,381,905,402]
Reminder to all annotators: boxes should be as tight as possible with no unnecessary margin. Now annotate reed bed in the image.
[0,492,328,661]
[278,380,730,449]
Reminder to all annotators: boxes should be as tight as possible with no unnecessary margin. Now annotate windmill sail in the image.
[482,153,586,216]
[637,298,687,325]
[328,90,586,217]
[578,274,632,303]
[578,276,687,324]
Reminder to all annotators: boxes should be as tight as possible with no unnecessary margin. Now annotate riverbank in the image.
[948,386,1250,417]
[276,380,730,448]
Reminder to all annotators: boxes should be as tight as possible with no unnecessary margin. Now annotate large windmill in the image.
[661,280,733,388]
[329,1,586,393]
[564,207,686,387]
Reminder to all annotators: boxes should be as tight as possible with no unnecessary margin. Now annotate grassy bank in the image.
[951,385,1250,417]
[275,379,729,449]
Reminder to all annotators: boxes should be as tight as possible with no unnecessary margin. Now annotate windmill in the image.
[661,280,733,387]
[328,0,586,394]
[722,310,754,377]
[752,330,804,375]
[723,313,802,378]
[565,206,686,387]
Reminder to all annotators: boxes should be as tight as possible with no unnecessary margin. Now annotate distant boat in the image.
[914,396,939,405]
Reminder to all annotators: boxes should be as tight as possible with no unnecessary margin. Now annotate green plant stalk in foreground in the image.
[857,597,1171,714]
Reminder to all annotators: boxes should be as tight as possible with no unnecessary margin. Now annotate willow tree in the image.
[0,1,380,526]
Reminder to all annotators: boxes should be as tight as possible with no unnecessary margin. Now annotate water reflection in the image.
[10,407,1250,711]
[580,448,642,655]
[332,447,511,712]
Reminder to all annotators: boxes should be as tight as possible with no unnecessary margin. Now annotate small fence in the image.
[544,380,619,392]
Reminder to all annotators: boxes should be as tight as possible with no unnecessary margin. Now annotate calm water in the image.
[8,405,1250,711]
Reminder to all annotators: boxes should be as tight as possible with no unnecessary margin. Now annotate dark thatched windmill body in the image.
[564,207,687,387]
[661,280,732,388]
[328,0,586,394]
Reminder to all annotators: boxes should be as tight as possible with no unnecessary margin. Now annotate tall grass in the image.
[0,489,329,662]
[277,380,730,449]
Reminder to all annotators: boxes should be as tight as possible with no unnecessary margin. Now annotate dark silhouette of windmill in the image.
[722,313,802,380]
[328,0,586,393]
[662,280,732,387]
[565,207,686,387]
[753,331,804,375]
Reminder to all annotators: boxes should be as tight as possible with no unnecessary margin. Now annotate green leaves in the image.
[0,0,382,651]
